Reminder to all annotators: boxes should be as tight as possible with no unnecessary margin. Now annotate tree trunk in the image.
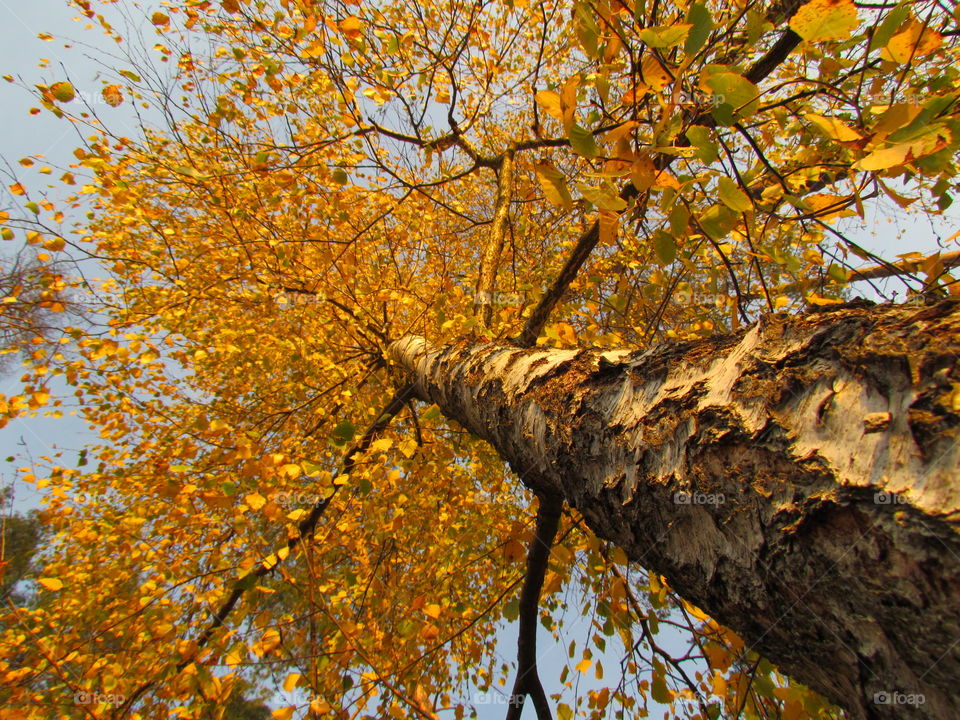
[389,300,960,720]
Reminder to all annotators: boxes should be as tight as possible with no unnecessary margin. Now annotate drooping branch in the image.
[391,300,960,720]
[504,493,562,720]
[117,383,417,716]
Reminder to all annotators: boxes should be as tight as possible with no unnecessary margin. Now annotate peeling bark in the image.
[389,300,960,720]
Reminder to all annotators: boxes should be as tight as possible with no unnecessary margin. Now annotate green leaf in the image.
[651,660,672,703]
[569,124,598,157]
[535,162,573,210]
[717,177,753,212]
[503,597,520,621]
[301,460,325,476]
[684,3,713,55]
[702,67,760,120]
[573,2,600,57]
[119,69,141,83]
[685,125,719,163]
[668,204,689,236]
[638,24,691,49]
[699,204,739,239]
[50,82,75,102]
[652,229,676,265]
[332,168,348,185]
[24,202,40,215]
[871,1,910,51]
[576,182,627,211]
[332,419,355,444]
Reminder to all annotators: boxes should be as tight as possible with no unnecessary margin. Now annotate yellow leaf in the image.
[641,55,671,92]
[310,699,331,713]
[805,194,856,220]
[599,210,619,245]
[603,120,638,144]
[245,493,266,510]
[630,156,657,192]
[225,647,245,667]
[151,12,170,26]
[423,603,441,618]
[882,20,942,63]
[534,162,572,211]
[806,292,844,306]
[272,707,295,720]
[38,577,63,591]
[535,90,563,121]
[282,672,301,691]
[369,437,393,454]
[339,16,363,40]
[102,85,123,107]
[575,658,592,673]
[789,0,859,42]
[856,142,911,171]
[804,113,861,142]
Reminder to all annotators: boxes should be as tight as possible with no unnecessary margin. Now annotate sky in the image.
[1,2,959,718]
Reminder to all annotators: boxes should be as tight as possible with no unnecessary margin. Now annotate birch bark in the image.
[390,300,960,720]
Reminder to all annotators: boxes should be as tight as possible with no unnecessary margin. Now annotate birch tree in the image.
[0,0,958,719]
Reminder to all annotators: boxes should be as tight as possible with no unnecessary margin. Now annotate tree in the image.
[0,0,958,719]
[390,301,960,719]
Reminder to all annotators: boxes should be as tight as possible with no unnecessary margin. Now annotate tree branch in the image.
[505,493,563,720]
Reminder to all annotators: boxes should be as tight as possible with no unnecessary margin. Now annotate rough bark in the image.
[389,300,960,720]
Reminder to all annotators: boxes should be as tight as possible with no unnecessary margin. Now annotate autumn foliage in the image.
[0,0,958,718]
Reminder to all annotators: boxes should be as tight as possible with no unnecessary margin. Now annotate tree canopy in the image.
[1,0,958,718]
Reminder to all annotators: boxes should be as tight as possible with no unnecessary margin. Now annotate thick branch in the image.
[390,301,960,720]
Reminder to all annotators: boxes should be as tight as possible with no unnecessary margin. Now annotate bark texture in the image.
[389,300,960,720]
